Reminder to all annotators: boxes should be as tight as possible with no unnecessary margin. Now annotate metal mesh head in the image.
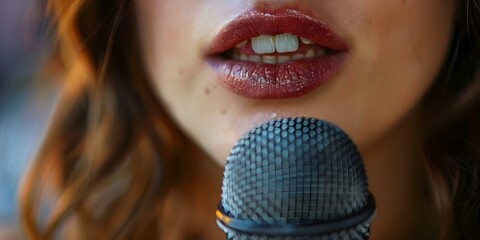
[220,117,371,238]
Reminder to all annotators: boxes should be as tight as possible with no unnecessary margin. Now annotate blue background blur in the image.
[0,0,59,227]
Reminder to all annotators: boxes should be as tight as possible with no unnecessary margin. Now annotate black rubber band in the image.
[217,193,376,236]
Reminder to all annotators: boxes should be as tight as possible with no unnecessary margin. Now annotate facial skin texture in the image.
[135,0,455,238]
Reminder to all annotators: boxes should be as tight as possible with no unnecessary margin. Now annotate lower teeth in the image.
[233,49,326,64]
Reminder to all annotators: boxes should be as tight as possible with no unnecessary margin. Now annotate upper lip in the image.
[206,9,348,56]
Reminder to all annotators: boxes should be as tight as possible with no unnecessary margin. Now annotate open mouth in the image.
[220,33,337,64]
[206,9,348,99]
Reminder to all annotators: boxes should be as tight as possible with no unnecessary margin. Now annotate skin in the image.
[135,0,455,238]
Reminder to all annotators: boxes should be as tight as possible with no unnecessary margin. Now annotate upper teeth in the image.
[275,33,299,53]
[251,35,276,54]
[300,37,314,45]
[249,34,313,54]
[235,40,248,48]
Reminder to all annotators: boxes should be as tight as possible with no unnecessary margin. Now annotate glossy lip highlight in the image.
[206,9,349,99]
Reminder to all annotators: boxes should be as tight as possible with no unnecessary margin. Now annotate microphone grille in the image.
[221,117,370,236]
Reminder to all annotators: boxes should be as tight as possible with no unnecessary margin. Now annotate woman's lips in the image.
[206,9,348,99]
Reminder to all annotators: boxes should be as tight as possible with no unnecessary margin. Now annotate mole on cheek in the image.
[205,88,211,95]
[366,18,373,26]
[177,69,185,76]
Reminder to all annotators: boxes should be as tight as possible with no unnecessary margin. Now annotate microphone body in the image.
[217,117,376,240]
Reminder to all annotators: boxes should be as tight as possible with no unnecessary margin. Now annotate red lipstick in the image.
[206,9,348,99]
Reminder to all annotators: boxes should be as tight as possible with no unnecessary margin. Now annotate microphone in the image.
[216,117,376,239]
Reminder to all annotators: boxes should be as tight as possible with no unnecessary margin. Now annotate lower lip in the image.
[207,53,347,99]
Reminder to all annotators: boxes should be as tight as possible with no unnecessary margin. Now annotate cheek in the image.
[136,0,203,97]
[352,0,454,72]
[135,0,232,153]
[338,0,455,149]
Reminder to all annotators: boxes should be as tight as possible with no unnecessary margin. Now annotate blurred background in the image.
[0,0,60,234]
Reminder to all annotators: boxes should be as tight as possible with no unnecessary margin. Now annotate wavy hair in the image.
[19,0,480,239]
[423,0,480,238]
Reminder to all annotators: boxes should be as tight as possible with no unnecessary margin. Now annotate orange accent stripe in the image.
[216,210,231,224]
[216,210,224,220]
